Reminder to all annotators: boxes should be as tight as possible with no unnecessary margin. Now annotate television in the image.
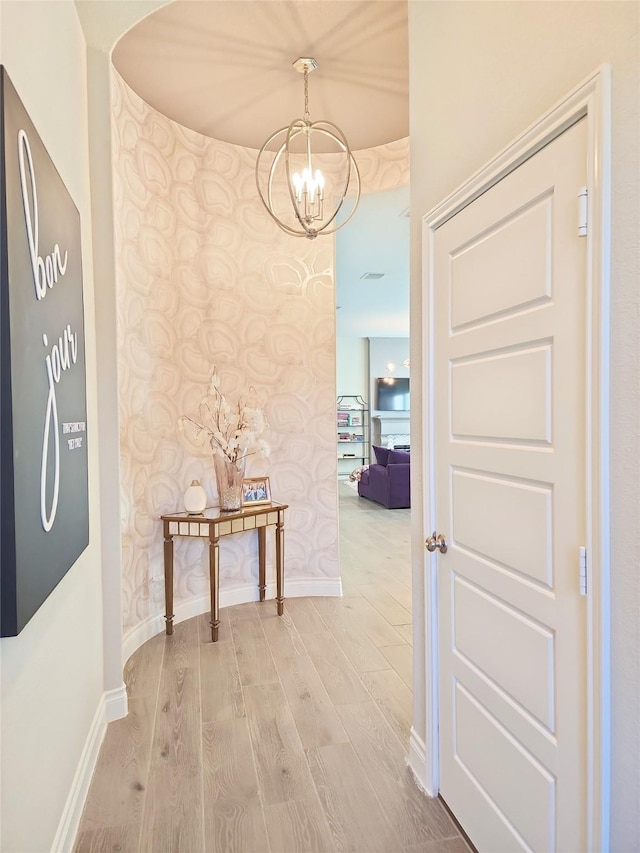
[376,377,410,411]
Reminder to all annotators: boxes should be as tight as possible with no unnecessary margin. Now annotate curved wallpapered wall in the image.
[111,71,409,645]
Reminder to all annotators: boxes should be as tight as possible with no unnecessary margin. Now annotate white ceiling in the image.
[77,0,410,339]
[110,0,408,151]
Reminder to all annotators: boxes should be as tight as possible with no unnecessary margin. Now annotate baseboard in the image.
[50,694,108,853]
[121,593,210,665]
[104,682,128,722]
[284,577,344,598]
[408,726,434,796]
[122,576,344,666]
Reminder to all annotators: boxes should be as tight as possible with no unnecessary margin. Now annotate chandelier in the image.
[256,58,361,240]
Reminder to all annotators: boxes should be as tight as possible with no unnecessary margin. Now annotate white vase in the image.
[183,479,207,514]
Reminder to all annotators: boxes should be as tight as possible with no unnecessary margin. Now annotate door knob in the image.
[426,532,448,554]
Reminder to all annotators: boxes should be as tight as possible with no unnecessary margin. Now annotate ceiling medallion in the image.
[255,57,361,240]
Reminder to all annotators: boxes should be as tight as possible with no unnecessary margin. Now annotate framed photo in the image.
[242,477,271,506]
[349,414,362,426]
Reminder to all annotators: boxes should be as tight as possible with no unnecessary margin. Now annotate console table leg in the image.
[275,512,285,616]
[163,529,174,635]
[209,532,220,642]
[258,527,266,602]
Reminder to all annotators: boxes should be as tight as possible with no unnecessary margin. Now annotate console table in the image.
[160,502,287,642]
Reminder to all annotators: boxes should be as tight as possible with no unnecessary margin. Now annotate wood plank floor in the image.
[75,485,471,853]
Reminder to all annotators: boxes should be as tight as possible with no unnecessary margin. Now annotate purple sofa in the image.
[358,446,410,509]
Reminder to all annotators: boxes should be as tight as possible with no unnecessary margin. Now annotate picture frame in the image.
[242,477,271,506]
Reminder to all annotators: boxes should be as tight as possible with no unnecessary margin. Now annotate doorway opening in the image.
[334,181,413,703]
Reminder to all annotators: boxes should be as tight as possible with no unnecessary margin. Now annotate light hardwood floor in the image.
[75,485,471,853]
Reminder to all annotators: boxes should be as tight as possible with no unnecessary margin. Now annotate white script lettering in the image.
[18,129,68,300]
[40,325,78,532]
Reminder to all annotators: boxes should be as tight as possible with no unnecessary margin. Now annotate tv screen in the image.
[376,377,410,411]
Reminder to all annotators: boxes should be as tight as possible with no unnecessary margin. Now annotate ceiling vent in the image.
[360,272,385,280]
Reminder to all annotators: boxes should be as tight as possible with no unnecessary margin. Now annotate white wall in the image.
[0,2,106,850]
[336,337,369,401]
[408,2,639,848]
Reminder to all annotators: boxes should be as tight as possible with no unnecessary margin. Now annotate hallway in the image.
[75,488,470,852]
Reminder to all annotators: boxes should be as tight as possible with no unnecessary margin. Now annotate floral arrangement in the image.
[179,368,269,466]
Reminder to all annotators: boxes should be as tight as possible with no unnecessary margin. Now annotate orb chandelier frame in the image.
[255,57,361,240]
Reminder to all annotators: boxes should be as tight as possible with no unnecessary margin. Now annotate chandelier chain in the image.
[303,68,310,122]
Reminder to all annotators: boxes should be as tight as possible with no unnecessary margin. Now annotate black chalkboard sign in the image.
[1,67,89,636]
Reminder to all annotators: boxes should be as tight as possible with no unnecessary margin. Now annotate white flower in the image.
[179,367,269,465]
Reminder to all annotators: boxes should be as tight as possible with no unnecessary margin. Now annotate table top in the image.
[160,502,288,523]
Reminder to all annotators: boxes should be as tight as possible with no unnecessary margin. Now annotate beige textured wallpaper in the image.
[111,71,408,639]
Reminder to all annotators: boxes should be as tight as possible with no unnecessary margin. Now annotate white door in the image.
[432,119,588,852]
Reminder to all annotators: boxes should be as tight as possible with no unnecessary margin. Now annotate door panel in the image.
[450,193,552,331]
[454,683,555,853]
[434,119,587,852]
[451,469,553,586]
[453,577,555,730]
[451,343,552,442]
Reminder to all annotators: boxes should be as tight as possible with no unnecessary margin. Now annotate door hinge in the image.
[578,186,588,237]
[579,546,587,595]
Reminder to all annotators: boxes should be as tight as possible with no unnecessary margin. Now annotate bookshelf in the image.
[336,395,369,479]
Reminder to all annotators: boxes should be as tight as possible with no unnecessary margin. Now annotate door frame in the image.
[416,66,611,851]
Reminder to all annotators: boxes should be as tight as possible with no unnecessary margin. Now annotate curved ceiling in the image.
[111,0,408,151]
